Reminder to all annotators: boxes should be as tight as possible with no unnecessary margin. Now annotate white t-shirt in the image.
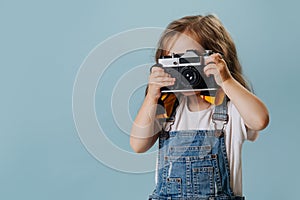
[157,96,258,196]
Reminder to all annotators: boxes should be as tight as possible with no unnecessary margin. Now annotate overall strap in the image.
[158,96,179,139]
[212,96,229,138]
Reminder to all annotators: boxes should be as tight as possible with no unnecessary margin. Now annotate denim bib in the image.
[149,98,245,200]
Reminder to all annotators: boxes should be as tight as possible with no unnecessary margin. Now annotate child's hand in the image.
[204,53,233,87]
[147,66,175,100]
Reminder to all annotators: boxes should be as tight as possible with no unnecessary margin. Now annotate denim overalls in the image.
[149,98,245,200]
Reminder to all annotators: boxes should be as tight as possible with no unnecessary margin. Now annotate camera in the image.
[158,50,219,95]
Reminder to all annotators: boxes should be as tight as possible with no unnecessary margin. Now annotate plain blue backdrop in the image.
[1,0,299,199]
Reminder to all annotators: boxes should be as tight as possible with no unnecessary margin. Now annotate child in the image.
[130,14,269,199]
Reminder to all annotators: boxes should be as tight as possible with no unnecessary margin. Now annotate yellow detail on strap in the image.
[157,90,225,119]
[202,95,215,105]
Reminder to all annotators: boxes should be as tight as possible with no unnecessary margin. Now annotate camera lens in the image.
[180,66,201,87]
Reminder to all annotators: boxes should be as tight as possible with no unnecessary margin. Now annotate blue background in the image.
[0,0,299,199]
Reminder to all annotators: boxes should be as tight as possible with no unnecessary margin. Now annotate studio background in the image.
[0,0,298,199]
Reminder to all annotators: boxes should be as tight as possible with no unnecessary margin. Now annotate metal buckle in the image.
[160,129,170,139]
[212,115,228,138]
[214,129,224,138]
[212,113,229,122]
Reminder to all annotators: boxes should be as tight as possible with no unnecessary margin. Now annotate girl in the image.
[130,14,269,199]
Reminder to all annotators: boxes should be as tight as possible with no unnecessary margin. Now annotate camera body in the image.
[158,50,219,95]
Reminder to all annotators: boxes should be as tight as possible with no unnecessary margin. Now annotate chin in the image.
[181,91,200,96]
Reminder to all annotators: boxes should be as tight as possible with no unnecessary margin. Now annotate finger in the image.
[151,71,164,78]
[205,53,224,65]
[214,53,223,60]
[149,80,175,88]
[151,70,162,77]
[149,74,175,82]
[204,69,218,78]
[150,66,164,73]
[161,79,176,86]
[203,64,218,77]
[205,56,215,65]
[152,77,176,83]
[151,71,172,78]
[205,54,216,65]
[149,73,174,82]
[210,53,223,60]
[163,82,175,87]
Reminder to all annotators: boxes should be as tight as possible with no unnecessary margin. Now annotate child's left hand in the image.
[204,53,233,87]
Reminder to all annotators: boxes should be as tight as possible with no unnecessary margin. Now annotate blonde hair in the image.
[155,14,250,91]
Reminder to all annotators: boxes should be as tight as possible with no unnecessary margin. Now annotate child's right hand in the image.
[147,66,176,101]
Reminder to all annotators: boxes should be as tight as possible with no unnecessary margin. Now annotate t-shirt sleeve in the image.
[229,101,259,142]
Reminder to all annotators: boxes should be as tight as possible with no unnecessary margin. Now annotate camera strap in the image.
[212,95,229,138]
[157,94,179,139]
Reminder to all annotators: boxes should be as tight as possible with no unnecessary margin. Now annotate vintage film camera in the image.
[158,50,219,95]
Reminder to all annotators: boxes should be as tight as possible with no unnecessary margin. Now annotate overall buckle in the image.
[212,113,228,138]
